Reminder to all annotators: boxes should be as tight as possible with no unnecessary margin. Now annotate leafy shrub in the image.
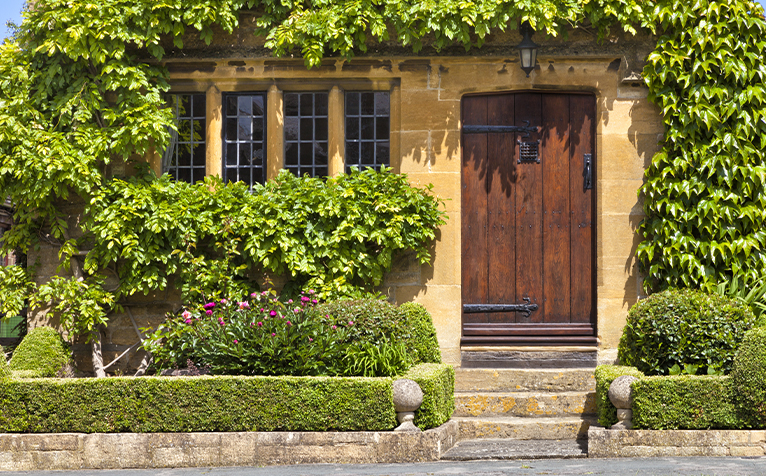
[714,277,766,326]
[594,365,645,427]
[618,289,756,376]
[730,327,766,427]
[343,339,410,377]
[399,302,441,364]
[0,375,397,433]
[631,375,742,430]
[405,363,454,430]
[0,346,10,381]
[317,299,441,365]
[8,327,72,378]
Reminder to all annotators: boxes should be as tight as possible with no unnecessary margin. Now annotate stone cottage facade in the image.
[29,17,662,371]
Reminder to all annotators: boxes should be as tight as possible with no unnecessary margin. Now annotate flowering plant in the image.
[144,290,362,376]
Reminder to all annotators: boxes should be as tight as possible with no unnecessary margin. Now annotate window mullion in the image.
[266,85,284,181]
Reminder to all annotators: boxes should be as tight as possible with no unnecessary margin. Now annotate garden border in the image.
[588,427,766,457]
[0,421,458,470]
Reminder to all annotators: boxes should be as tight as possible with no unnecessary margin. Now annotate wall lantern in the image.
[517,21,539,77]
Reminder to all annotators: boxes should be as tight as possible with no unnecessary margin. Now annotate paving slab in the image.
[440,438,588,460]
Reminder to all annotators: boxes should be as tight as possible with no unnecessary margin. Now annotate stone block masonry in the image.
[0,421,458,470]
[588,427,766,457]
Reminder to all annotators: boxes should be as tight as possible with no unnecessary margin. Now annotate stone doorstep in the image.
[441,438,588,460]
[587,427,766,458]
[454,391,597,418]
[0,421,458,471]
[454,368,596,393]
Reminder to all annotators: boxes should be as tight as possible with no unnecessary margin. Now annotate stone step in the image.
[454,368,596,393]
[454,391,597,418]
[441,438,588,460]
[454,416,596,441]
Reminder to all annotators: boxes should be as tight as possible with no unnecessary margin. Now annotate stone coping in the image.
[588,426,766,457]
[0,421,458,471]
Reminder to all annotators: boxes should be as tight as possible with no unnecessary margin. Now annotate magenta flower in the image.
[349,321,354,326]
[257,322,263,327]
[238,301,250,310]
[269,310,277,317]
[286,321,292,326]
[332,325,337,330]
[251,292,258,298]
[218,318,225,326]
[294,308,300,313]
[184,318,192,325]
[220,298,228,304]
[204,302,216,310]
[311,299,318,304]
[287,299,293,304]
[205,310,213,316]
[260,308,265,312]
[309,337,313,342]
[233,339,238,344]
[271,333,276,337]
[308,289,315,294]
[301,296,310,302]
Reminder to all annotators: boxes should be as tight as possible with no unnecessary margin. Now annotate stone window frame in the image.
[151,80,401,180]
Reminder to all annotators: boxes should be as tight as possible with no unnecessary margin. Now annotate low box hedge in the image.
[631,375,743,430]
[0,363,454,433]
[594,365,645,427]
[404,363,454,430]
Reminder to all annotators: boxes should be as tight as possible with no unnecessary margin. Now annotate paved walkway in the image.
[4,458,766,476]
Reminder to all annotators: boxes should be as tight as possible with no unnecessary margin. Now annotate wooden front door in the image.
[461,93,596,345]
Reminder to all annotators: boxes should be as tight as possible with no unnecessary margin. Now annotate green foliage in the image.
[35,277,115,341]
[631,375,742,430]
[0,265,33,319]
[317,298,441,365]
[637,1,766,292]
[8,327,72,378]
[403,363,454,430]
[714,276,766,325]
[618,289,756,376]
[0,347,10,381]
[0,375,397,432]
[730,326,766,427]
[343,339,410,377]
[398,302,441,364]
[594,365,645,427]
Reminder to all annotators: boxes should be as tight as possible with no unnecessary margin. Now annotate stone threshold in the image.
[588,426,766,457]
[0,421,458,471]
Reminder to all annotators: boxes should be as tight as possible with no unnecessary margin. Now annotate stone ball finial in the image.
[608,375,638,409]
[393,379,424,432]
[393,379,424,412]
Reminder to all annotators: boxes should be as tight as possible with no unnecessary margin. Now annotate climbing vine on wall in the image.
[0,0,765,356]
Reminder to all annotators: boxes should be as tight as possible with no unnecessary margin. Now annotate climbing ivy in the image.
[1,0,765,349]
[637,0,766,291]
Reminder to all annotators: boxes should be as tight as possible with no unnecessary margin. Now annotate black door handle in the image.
[583,153,593,190]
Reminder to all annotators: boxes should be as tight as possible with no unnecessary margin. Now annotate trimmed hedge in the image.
[0,376,397,433]
[632,376,742,430]
[618,289,756,376]
[8,327,72,378]
[0,347,9,380]
[730,327,766,427]
[594,365,645,427]
[399,302,441,365]
[404,363,454,430]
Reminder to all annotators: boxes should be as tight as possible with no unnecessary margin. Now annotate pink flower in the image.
[233,339,238,344]
[184,318,192,325]
[238,301,250,310]
[260,308,265,312]
[204,302,216,310]
[309,337,313,342]
[286,321,292,326]
[269,310,277,317]
[311,299,318,304]
[287,299,293,304]
[308,289,315,294]
[301,296,310,302]
[294,308,300,313]
[271,333,276,337]
[332,325,337,330]
[257,322,263,327]
[220,299,228,304]
[205,310,213,316]
[182,310,192,319]
[349,321,354,326]
[218,318,225,326]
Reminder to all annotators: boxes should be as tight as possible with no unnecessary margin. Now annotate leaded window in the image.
[345,92,390,172]
[223,93,267,187]
[163,94,207,184]
[284,92,329,178]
